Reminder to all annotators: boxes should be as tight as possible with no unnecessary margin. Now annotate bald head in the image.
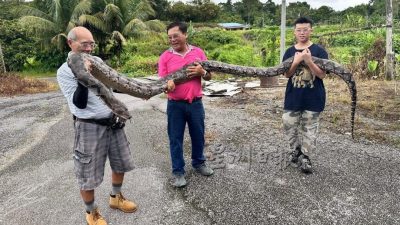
[67,26,95,53]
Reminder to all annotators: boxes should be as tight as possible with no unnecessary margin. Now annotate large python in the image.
[67,53,357,138]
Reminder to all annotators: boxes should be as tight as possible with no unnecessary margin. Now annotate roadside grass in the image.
[216,77,400,148]
[0,73,58,97]
[324,78,400,147]
[18,70,57,78]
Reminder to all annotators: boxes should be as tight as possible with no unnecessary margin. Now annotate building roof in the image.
[218,23,251,29]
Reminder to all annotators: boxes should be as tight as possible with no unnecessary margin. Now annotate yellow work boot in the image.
[86,208,107,225]
[109,193,138,213]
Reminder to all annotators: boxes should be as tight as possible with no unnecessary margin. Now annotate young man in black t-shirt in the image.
[282,17,329,173]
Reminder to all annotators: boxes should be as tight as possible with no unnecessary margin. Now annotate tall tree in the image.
[151,0,170,20]
[223,0,233,13]
[311,6,335,24]
[168,1,219,22]
[286,1,311,24]
[262,0,278,25]
[236,0,262,24]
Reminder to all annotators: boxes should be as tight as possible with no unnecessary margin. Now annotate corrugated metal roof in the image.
[218,23,250,29]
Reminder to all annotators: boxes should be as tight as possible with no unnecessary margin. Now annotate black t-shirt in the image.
[282,44,329,112]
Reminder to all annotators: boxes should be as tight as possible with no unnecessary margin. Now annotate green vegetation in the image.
[0,0,398,80]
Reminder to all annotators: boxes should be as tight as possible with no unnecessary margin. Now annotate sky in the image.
[200,0,371,11]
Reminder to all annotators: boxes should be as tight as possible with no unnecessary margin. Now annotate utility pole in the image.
[385,0,395,80]
[280,0,286,61]
[0,43,6,74]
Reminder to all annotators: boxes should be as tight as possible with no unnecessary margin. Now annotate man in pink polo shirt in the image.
[158,21,214,188]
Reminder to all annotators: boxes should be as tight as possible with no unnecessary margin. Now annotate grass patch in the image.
[216,78,399,148]
[17,70,57,78]
[0,73,58,97]
[325,78,400,147]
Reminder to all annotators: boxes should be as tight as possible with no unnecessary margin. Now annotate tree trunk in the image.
[0,43,6,75]
[385,0,395,80]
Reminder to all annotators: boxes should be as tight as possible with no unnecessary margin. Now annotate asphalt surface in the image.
[0,89,399,225]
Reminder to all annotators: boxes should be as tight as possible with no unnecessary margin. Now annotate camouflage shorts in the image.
[282,110,320,157]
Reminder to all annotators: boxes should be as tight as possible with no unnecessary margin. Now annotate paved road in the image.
[0,90,399,225]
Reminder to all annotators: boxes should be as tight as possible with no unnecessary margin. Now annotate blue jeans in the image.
[167,99,206,175]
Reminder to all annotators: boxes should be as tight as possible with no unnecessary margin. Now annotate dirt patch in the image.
[0,73,58,97]
[210,78,400,148]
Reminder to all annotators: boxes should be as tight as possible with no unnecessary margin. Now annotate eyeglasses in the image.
[295,28,311,33]
[73,40,97,49]
[168,33,184,41]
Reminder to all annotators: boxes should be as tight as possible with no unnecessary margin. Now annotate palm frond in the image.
[70,0,92,22]
[78,15,107,32]
[110,31,127,44]
[66,21,76,34]
[115,0,133,20]
[104,3,124,26]
[134,0,155,21]
[19,16,58,38]
[51,33,68,51]
[52,0,63,25]
[144,20,166,32]
[14,5,52,20]
[123,18,147,36]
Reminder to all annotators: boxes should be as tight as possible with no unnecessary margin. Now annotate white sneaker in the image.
[172,175,187,188]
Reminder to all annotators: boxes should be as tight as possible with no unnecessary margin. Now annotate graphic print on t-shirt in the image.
[292,66,315,88]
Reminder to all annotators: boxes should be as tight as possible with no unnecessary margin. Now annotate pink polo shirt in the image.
[158,45,207,102]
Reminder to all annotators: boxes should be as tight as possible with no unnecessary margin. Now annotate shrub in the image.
[27,49,67,71]
[394,34,400,54]
[329,46,362,64]
[123,36,168,57]
[209,44,262,66]
[190,28,242,51]
[0,19,38,71]
[119,55,159,77]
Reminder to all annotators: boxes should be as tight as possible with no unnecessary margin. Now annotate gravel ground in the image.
[0,88,399,225]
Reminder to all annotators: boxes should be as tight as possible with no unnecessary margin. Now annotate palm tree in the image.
[79,0,165,59]
[17,0,92,52]
[17,0,165,60]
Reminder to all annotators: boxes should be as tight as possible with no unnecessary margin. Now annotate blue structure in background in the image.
[218,23,251,30]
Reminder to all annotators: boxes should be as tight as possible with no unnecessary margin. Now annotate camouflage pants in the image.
[282,110,320,157]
